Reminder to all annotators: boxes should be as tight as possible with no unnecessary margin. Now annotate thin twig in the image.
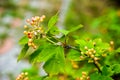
[94,61,102,73]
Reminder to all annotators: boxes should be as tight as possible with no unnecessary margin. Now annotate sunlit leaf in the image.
[19,36,28,45]
[69,24,83,33]
[47,13,58,32]
[43,46,65,75]
[17,44,29,61]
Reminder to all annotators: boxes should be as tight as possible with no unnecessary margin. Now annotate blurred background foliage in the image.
[0,0,120,80]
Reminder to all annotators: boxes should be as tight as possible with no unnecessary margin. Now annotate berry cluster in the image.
[23,15,46,49]
[80,46,99,63]
[16,72,29,80]
[76,72,90,80]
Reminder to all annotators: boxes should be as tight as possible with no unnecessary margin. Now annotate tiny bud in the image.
[91,48,94,52]
[31,43,35,46]
[26,19,30,23]
[80,77,83,80]
[82,72,87,76]
[90,55,94,58]
[84,46,88,50]
[16,77,20,80]
[40,18,43,22]
[21,72,24,76]
[33,45,37,49]
[88,49,91,52]
[23,31,28,35]
[31,43,37,49]
[32,17,36,22]
[24,25,28,28]
[18,75,22,79]
[82,75,86,78]
[81,52,84,55]
[27,32,31,35]
[25,72,28,75]
[28,42,32,46]
[28,34,32,38]
[85,51,89,55]
[34,32,37,35]
[73,64,79,69]
[29,39,32,43]
[93,50,96,54]
[110,41,114,45]
[36,16,40,21]
[93,42,96,46]
[30,21,34,25]
[80,56,84,60]
[94,57,99,61]
[42,15,45,18]
[88,52,92,55]
[87,76,90,80]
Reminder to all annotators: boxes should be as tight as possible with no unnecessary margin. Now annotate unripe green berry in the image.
[88,52,92,55]
[90,54,94,58]
[81,52,84,55]
[93,50,96,54]
[94,57,99,61]
[88,59,93,63]
[84,46,88,50]
[29,39,32,43]
[25,72,28,75]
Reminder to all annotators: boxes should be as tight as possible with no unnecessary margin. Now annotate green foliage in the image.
[44,46,65,75]
[17,13,120,80]
[111,64,120,74]
[59,24,83,36]
[17,44,29,61]
[19,36,28,45]
[90,72,113,80]
[47,13,58,32]
[67,49,81,61]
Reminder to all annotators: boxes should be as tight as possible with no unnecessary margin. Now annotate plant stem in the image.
[46,36,81,52]
[64,45,81,52]
[45,37,57,45]
[94,61,102,73]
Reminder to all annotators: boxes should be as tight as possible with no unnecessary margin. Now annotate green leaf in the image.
[19,36,28,45]
[69,24,83,33]
[59,24,83,36]
[59,29,69,36]
[102,65,114,76]
[35,44,57,62]
[47,13,58,32]
[43,46,65,75]
[29,46,43,63]
[75,39,86,51]
[17,44,29,61]
[90,72,113,80]
[116,48,120,53]
[112,64,120,74]
[67,49,81,61]
[49,26,59,35]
